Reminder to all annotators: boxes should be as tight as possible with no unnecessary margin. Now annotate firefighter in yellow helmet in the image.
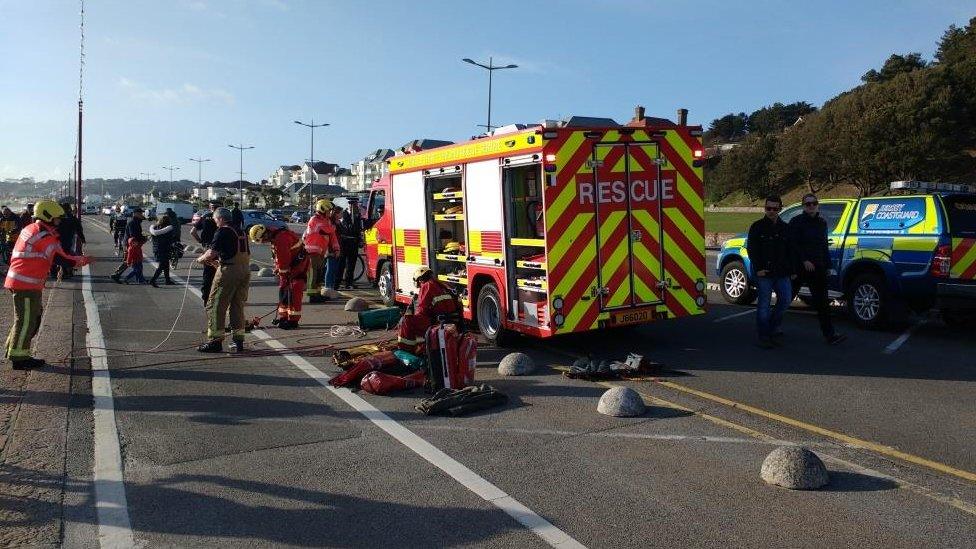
[250,223,309,329]
[396,266,461,353]
[5,200,91,369]
[302,198,339,303]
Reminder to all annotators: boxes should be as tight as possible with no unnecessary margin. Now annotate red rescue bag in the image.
[328,351,399,388]
[424,323,477,391]
[359,370,427,395]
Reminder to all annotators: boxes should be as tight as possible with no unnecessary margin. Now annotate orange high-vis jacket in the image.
[302,213,339,256]
[4,221,82,290]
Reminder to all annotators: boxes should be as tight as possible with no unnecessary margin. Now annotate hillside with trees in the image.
[705,17,976,204]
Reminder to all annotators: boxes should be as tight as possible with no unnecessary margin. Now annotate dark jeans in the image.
[201,265,216,305]
[756,276,792,338]
[151,254,171,283]
[795,269,835,338]
[335,250,357,288]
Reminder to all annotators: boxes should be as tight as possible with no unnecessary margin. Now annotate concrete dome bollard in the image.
[498,352,535,376]
[760,446,829,490]
[257,267,275,277]
[597,387,646,417]
[344,297,370,312]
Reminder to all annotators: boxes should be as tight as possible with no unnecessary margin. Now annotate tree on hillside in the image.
[861,53,928,83]
[704,112,748,144]
[705,133,784,201]
[747,101,817,134]
[935,17,976,65]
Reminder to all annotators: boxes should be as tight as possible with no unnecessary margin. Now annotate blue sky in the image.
[1,0,973,182]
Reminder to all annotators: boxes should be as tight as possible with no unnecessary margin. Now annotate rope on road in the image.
[144,261,195,352]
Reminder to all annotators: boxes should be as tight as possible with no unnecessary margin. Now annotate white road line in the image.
[253,330,586,549]
[81,264,135,548]
[712,309,754,323]
[884,320,926,354]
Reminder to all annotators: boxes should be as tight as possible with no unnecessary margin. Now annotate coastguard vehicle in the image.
[363,108,708,343]
[717,181,976,328]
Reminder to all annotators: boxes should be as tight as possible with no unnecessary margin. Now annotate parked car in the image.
[290,210,310,224]
[716,181,976,328]
[266,209,290,222]
[243,209,287,231]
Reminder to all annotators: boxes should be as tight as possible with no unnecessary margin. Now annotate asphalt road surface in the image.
[5,216,973,548]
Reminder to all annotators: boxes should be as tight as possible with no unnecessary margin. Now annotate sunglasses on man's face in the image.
[765,206,781,212]
[804,201,819,206]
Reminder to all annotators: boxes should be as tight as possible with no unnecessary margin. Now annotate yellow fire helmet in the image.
[315,198,334,214]
[248,224,268,243]
[443,205,464,215]
[33,200,65,223]
[443,241,461,253]
[412,266,433,284]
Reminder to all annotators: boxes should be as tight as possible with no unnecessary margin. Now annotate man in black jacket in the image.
[789,194,845,345]
[747,195,794,348]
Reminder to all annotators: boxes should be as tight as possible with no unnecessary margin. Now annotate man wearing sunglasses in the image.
[789,193,846,345]
[747,195,794,348]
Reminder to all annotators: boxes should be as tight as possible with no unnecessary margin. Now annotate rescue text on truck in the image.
[363,107,707,344]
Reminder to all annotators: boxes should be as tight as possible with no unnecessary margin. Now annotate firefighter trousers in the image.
[206,254,251,341]
[278,275,305,322]
[6,290,42,361]
[306,254,325,296]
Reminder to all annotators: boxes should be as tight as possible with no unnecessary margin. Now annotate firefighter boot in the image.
[197,340,223,353]
[11,357,46,370]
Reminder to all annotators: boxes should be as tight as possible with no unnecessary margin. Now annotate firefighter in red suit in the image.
[5,200,91,369]
[397,267,461,352]
[249,224,309,329]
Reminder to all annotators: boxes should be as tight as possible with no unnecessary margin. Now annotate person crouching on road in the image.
[397,267,461,353]
[196,208,251,353]
[249,223,309,330]
[4,200,91,370]
[789,193,846,346]
[303,198,340,303]
[747,195,794,349]
[123,235,148,284]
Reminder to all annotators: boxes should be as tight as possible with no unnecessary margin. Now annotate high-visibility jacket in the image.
[303,213,339,256]
[416,279,460,320]
[271,228,308,276]
[4,221,76,290]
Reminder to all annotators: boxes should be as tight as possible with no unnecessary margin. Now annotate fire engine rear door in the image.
[590,141,665,311]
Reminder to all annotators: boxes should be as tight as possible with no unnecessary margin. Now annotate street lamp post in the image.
[294,119,329,214]
[462,57,518,131]
[228,144,254,207]
[162,165,180,196]
[189,157,211,187]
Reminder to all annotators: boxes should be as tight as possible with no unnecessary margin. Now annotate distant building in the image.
[348,148,394,192]
[270,165,301,187]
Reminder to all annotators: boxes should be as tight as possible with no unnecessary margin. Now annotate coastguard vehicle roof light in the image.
[890,180,976,194]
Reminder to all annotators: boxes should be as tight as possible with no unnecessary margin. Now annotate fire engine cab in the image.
[363,107,707,343]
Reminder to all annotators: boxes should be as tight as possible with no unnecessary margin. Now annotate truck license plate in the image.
[609,308,653,326]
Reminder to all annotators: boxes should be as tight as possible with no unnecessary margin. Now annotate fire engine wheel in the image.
[720,261,755,305]
[476,283,511,346]
[847,273,888,329]
[377,262,395,306]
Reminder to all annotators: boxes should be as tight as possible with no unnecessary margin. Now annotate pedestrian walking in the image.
[789,193,846,345]
[196,208,251,353]
[51,203,84,279]
[164,207,181,243]
[112,208,127,256]
[148,216,176,287]
[4,200,91,369]
[111,208,145,283]
[249,223,308,329]
[303,198,339,303]
[190,201,220,304]
[747,195,795,349]
[122,236,148,284]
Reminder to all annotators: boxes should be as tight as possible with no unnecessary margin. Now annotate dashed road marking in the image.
[712,309,754,323]
[884,320,926,354]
